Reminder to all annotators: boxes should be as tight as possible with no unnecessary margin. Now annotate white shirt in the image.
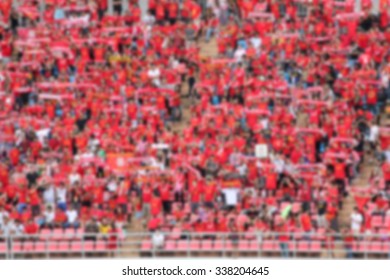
[229,153,241,166]
[66,209,78,223]
[273,158,285,173]
[150,158,165,170]
[384,151,390,162]
[147,68,161,87]
[260,118,268,129]
[75,152,94,162]
[88,138,100,152]
[36,128,51,145]
[44,210,55,223]
[56,188,67,203]
[69,172,81,185]
[368,125,379,142]
[1,221,16,236]
[152,232,165,248]
[250,37,262,49]
[14,224,24,236]
[351,212,363,231]
[107,180,118,192]
[143,14,155,25]
[222,188,240,206]
[237,163,247,176]
[234,48,246,62]
[381,73,389,88]
[43,186,56,204]
[0,211,9,229]
[15,128,25,146]
[0,210,9,227]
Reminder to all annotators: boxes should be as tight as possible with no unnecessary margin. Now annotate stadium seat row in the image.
[0,241,115,254]
[141,239,323,253]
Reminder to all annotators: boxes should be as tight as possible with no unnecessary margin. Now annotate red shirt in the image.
[203,183,216,202]
[300,213,312,232]
[0,165,9,186]
[155,4,165,20]
[383,162,390,181]
[9,148,19,166]
[204,221,216,232]
[190,183,202,203]
[55,210,67,223]
[333,162,346,180]
[277,224,290,242]
[160,185,171,201]
[168,2,178,18]
[150,197,162,216]
[25,222,39,234]
[6,185,17,200]
[29,189,40,206]
[93,186,105,204]
[265,171,277,190]
[147,216,161,231]
[142,187,152,203]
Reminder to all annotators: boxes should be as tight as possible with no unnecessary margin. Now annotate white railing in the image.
[1,231,390,259]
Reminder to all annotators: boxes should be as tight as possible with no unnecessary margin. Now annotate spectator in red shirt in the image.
[343,227,355,259]
[24,218,39,236]
[300,210,313,238]
[276,221,290,258]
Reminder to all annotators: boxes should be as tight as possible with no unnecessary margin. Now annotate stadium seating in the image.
[0,0,389,260]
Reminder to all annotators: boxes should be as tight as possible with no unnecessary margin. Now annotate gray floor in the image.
[139,0,149,19]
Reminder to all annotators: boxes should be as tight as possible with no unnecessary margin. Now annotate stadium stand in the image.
[0,0,390,259]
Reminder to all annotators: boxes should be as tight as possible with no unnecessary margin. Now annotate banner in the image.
[106,153,134,172]
[0,260,389,280]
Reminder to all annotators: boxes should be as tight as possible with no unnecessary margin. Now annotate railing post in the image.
[81,237,85,259]
[222,234,226,258]
[293,233,296,259]
[5,236,8,259]
[8,236,13,260]
[151,242,155,258]
[187,233,190,258]
[45,237,49,259]
[116,234,119,258]
[364,239,368,260]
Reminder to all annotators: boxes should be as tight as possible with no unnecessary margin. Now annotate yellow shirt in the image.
[99,224,111,234]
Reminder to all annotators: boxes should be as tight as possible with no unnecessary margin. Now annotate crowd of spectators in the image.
[0,0,390,257]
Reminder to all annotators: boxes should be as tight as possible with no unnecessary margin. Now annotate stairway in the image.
[338,113,386,229]
[172,38,219,133]
[122,37,219,257]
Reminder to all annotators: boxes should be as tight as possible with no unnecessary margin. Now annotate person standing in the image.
[350,207,363,235]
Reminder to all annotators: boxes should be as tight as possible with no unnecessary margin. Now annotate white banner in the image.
[255,144,268,158]
[0,259,388,280]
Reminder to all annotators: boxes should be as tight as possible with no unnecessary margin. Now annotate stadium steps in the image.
[199,39,218,58]
[172,38,219,134]
[122,216,145,257]
[338,163,374,226]
[124,38,219,257]
[336,114,385,256]
[294,92,379,257]
[338,113,386,229]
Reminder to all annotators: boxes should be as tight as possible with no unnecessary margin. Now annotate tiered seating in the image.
[0,0,202,242]
[0,0,390,260]
[7,227,123,256]
[140,235,325,257]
